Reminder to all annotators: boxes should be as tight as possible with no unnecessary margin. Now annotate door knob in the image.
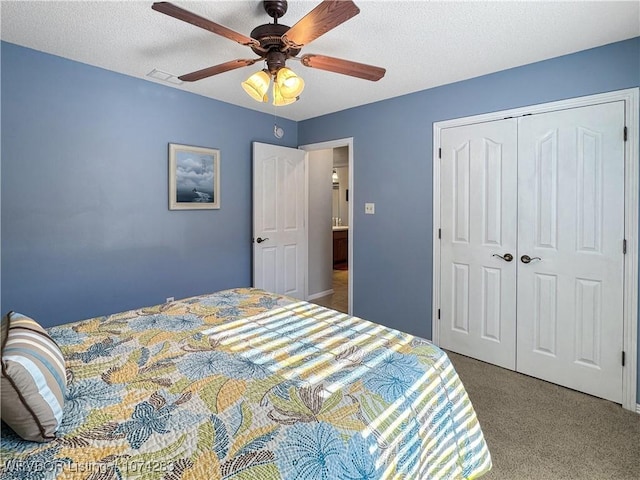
[520,254,541,264]
[492,253,513,262]
[256,237,269,244]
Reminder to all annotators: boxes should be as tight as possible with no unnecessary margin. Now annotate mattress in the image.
[1,288,491,479]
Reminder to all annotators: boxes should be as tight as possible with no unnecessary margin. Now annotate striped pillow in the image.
[1,311,67,442]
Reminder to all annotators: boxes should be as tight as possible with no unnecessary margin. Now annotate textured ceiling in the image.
[1,1,639,121]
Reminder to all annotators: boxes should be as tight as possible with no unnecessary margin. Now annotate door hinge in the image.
[622,351,626,366]
[623,239,627,254]
[438,228,441,239]
[438,309,441,320]
[623,126,627,142]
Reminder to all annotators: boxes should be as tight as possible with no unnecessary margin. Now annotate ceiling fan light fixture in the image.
[272,81,298,106]
[275,67,305,99]
[241,69,271,102]
[153,2,386,107]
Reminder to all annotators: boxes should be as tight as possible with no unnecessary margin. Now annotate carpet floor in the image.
[447,351,640,479]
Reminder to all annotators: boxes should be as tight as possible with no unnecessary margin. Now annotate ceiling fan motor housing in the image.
[250,23,301,71]
[250,0,300,75]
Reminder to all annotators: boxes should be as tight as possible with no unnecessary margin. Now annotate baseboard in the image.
[307,289,334,301]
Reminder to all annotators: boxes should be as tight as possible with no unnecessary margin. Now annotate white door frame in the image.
[432,88,639,412]
[299,138,354,315]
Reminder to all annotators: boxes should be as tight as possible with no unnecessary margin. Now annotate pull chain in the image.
[273,92,284,138]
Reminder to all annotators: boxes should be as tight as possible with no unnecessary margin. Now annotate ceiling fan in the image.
[152,0,386,105]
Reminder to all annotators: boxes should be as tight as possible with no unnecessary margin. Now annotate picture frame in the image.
[168,143,220,210]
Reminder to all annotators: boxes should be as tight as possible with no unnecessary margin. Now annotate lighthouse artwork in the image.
[169,143,220,210]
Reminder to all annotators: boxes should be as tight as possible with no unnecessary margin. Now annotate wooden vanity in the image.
[333,228,348,266]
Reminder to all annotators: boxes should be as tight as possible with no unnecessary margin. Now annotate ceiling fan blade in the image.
[300,54,386,81]
[178,59,259,82]
[283,0,360,48]
[152,2,259,47]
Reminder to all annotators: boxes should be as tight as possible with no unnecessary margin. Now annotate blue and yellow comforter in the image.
[1,288,491,479]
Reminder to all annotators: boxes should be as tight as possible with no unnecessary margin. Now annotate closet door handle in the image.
[521,255,541,264]
[256,237,269,244]
[492,253,513,262]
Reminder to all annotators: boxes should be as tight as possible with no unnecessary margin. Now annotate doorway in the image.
[300,138,354,315]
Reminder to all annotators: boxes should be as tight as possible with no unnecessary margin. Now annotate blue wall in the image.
[2,38,639,401]
[1,42,297,326]
[298,37,640,398]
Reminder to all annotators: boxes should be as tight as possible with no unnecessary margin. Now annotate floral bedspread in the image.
[1,288,491,479]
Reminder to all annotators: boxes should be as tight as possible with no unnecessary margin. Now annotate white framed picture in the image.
[168,143,220,210]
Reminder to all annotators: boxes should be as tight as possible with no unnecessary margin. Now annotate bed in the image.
[1,288,491,479]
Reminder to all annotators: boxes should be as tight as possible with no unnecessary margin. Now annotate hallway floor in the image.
[310,269,348,313]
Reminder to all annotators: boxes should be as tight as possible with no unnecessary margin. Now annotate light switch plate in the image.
[365,203,375,214]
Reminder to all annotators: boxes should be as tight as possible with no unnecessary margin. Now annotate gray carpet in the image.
[447,351,640,479]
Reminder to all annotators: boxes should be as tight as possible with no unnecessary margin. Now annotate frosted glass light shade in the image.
[275,67,305,99]
[242,70,270,102]
[273,82,298,106]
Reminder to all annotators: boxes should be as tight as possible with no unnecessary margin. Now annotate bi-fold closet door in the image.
[439,101,625,403]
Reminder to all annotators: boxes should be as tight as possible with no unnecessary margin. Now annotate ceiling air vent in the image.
[146,69,183,85]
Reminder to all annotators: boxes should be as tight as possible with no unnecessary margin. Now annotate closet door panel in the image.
[516,101,625,403]
[440,119,518,370]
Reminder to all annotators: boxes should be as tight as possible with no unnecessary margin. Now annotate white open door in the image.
[253,142,307,299]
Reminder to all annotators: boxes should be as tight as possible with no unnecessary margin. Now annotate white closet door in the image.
[440,119,518,369]
[516,102,625,403]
